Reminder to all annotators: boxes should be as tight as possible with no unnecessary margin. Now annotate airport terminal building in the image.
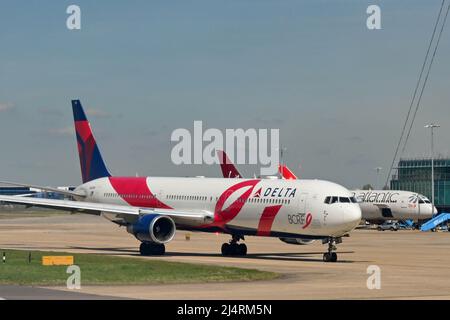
[391,157,450,212]
[0,186,37,196]
[0,186,67,200]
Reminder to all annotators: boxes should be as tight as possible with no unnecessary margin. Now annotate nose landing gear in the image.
[221,235,247,256]
[322,237,342,262]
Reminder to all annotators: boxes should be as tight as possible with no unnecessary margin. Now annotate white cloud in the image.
[86,108,111,118]
[48,126,74,136]
[38,107,64,117]
[0,102,14,112]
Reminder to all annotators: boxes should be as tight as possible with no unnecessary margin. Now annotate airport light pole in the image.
[374,167,382,189]
[425,123,440,215]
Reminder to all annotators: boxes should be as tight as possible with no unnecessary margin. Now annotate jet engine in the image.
[279,237,315,245]
[127,214,176,244]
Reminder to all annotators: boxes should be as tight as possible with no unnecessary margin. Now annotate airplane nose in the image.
[343,205,362,231]
[420,204,437,218]
[433,206,438,215]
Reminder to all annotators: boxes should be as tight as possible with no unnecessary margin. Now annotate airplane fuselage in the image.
[76,177,362,239]
[351,190,436,222]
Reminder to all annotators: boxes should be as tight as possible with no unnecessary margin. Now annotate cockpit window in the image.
[417,195,432,204]
[325,196,356,204]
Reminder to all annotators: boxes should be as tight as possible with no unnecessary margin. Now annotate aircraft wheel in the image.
[221,243,231,256]
[331,252,337,262]
[238,243,247,256]
[154,244,165,255]
[323,252,337,262]
[140,242,165,256]
[140,242,150,255]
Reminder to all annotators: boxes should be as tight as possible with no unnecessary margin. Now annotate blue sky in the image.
[0,0,449,188]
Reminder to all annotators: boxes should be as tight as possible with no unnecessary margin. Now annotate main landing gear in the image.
[322,237,342,262]
[221,235,247,256]
[139,242,165,256]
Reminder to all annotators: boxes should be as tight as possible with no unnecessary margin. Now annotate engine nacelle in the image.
[279,237,315,245]
[127,214,176,244]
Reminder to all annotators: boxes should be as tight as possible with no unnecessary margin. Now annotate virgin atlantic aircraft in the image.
[0,100,361,262]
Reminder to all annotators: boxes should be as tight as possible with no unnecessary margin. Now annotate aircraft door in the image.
[298,192,308,214]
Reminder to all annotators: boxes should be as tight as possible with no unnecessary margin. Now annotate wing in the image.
[0,195,214,226]
[0,181,85,198]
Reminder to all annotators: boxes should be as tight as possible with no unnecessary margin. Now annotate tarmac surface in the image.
[0,285,117,300]
[0,213,449,299]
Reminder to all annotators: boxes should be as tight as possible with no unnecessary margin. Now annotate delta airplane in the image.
[217,150,436,226]
[0,100,361,262]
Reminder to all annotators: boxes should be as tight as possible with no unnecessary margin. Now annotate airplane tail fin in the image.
[278,164,298,180]
[72,100,111,183]
[216,150,242,178]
